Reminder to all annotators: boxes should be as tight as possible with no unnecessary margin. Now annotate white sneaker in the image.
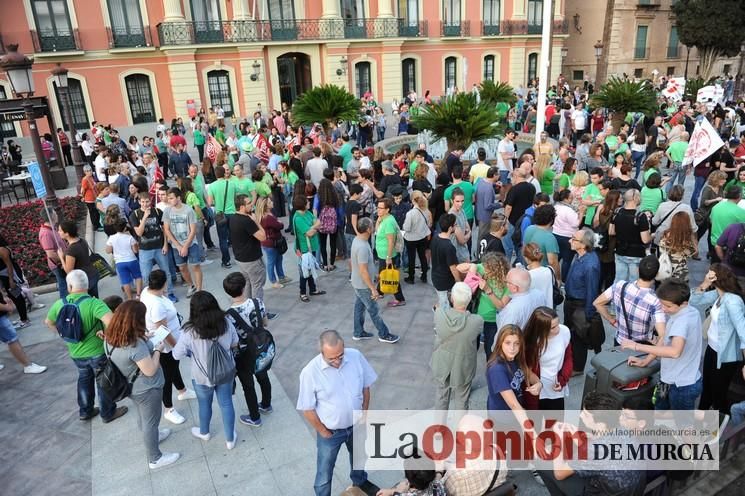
[158,428,171,443]
[148,451,180,470]
[23,363,47,374]
[200,259,214,266]
[226,430,238,450]
[191,427,211,441]
[0,363,4,371]
[177,389,197,401]
[30,303,46,310]
[186,286,197,298]
[163,408,186,425]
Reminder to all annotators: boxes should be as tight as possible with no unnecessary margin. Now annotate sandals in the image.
[300,295,310,302]
[310,290,327,296]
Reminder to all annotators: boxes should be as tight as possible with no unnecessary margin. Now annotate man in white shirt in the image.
[94,148,109,182]
[497,129,517,185]
[571,102,587,147]
[297,330,376,496]
[306,147,329,188]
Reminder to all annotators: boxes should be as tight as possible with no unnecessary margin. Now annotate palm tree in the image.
[411,92,503,152]
[291,84,361,134]
[478,80,517,107]
[590,77,658,131]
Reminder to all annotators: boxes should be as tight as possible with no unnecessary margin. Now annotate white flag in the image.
[683,119,725,167]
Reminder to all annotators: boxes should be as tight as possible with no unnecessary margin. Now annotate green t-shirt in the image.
[207,179,237,214]
[640,186,666,213]
[605,135,619,152]
[46,293,111,359]
[339,143,353,167]
[185,191,203,219]
[476,264,510,323]
[523,225,560,267]
[539,169,556,195]
[215,129,225,145]
[725,179,745,192]
[643,167,659,184]
[444,181,475,220]
[282,170,299,187]
[375,215,399,259]
[193,174,207,208]
[293,210,320,253]
[409,160,419,178]
[559,173,574,190]
[711,201,745,244]
[616,143,629,156]
[255,180,272,198]
[193,129,205,146]
[583,183,603,226]
[231,176,255,197]
[667,141,688,163]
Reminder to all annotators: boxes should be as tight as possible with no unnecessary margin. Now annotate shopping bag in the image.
[379,264,400,294]
[90,253,115,278]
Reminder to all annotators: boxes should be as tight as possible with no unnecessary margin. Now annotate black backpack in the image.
[96,344,140,402]
[227,302,276,374]
[729,224,745,268]
[55,295,90,343]
[511,211,533,247]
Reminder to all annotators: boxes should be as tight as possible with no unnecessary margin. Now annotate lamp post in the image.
[594,40,604,86]
[0,44,57,207]
[51,63,84,188]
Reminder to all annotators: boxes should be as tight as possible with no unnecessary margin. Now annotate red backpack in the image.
[318,206,337,234]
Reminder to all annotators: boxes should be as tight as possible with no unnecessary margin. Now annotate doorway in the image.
[277,53,312,107]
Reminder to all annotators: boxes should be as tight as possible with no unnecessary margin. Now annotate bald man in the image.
[492,268,547,350]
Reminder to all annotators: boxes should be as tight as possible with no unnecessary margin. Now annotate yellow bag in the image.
[379,264,400,294]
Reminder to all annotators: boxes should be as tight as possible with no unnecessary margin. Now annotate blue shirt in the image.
[564,251,601,317]
[475,179,499,223]
[520,206,535,239]
[487,359,524,411]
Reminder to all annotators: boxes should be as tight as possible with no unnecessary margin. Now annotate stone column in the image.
[162,0,185,22]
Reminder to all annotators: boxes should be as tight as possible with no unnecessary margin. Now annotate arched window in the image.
[207,70,234,117]
[125,74,155,124]
[527,53,538,83]
[484,55,495,82]
[445,56,457,92]
[53,78,89,131]
[402,58,417,97]
[355,62,371,98]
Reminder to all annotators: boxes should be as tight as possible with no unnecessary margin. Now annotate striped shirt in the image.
[602,280,666,342]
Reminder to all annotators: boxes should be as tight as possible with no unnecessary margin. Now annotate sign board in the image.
[0,111,26,122]
[26,162,47,198]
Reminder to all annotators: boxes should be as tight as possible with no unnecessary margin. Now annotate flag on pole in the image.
[683,119,725,167]
[205,135,221,163]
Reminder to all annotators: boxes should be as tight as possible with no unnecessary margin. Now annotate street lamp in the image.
[0,44,57,207]
[52,63,84,187]
[594,40,604,85]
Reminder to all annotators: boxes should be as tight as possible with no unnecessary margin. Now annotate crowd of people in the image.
[1,76,745,496]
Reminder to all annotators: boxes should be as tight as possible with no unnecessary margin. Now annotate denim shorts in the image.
[173,243,202,266]
[345,233,356,251]
[115,259,142,285]
[0,316,18,344]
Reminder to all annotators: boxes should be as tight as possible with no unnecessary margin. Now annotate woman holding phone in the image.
[105,300,180,470]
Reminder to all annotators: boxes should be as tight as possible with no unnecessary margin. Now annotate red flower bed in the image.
[0,197,85,287]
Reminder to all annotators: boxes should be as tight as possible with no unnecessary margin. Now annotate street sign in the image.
[26,162,47,198]
[0,111,26,122]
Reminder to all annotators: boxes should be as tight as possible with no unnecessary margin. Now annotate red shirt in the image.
[735,144,745,159]
[38,224,67,270]
[57,131,69,146]
[170,134,187,149]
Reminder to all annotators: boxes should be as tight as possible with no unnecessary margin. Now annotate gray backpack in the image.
[194,337,235,385]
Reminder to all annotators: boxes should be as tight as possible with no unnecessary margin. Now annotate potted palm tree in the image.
[410,92,503,153]
[290,84,361,135]
[590,76,658,131]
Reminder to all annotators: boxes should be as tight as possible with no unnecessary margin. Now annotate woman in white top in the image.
[523,306,572,410]
[105,219,142,299]
[522,242,554,308]
[140,269,196,426]
[552,189,579,281]
[402,190,432,284]
[80,133,95,165]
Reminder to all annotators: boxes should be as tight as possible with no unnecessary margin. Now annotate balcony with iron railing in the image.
[634,46,651,59]
[107,26,151,48]
[440,20,470,37]
[31,29,81,52]
[666,44,680,59]
[498,19,569,36]
[157,18,428,45]
[481,21,501,36]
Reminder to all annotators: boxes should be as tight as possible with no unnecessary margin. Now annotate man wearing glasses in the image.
[297,330,377,496]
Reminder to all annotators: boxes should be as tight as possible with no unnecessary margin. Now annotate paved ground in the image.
[0,154,730,495]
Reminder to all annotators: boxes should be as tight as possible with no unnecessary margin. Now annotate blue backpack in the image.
[55,296,90,343]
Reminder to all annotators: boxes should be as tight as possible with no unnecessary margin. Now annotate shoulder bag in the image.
[214,180,230,226]
[650,202,680,234]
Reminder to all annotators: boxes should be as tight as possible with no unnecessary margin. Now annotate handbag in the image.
[88,244,115,278]
[274,235,288,255]
[548,266,564,306]
[656,247,673,281]
[379,264,400,294]
[214,179,230,226]
[464,272,484,293]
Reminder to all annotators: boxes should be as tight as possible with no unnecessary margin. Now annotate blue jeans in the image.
[314,427,367,496]
[631,151,645,180]
[666,163,687,193]
[614,254,641,283]
[192,379,235,441]
[691,175,706,212]
[201,207,215,249]
[72,355,116,419]
[138,248,175,294]
[483,321,499,360]
[52,266,68,299]
[216,214,233,265]
[499,170,511,186]
[502,223,515,260]
[731,401,745,426]
[555,234,573,282]
[654,377,703,411]
[263,246,286,283]
[353,288,391,338]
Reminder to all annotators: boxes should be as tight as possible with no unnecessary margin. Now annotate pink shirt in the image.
[552,202,579,238]
[273,115,286,135]
[38,224,67,270]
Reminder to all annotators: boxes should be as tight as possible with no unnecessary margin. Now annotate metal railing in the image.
[157,18,428,45]
[666,45,680,58]
[108,26,148,48]
[32,29,80,52]
[482,22,501,36]
[634,46,651,59]
[440,21,470,37]
[499,19,569,35]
